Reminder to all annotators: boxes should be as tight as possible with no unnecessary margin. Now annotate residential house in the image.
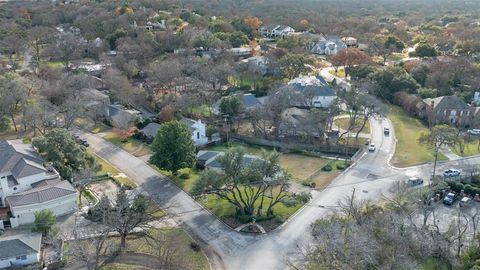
[342,37,358,47]
[0,233,42,268]
[279,107,326,138]
[424,96,478,126]
[259,25,295,39]
[80,88,110,119]
[181,118,208,146]
[311,35,347,55]
[139,122,161,143]
[241,56,269,75]
[473,92,480,105]
[213,93,264,115]
[0,140,76,228]
[107,104,141,128]
[288,75,336,108]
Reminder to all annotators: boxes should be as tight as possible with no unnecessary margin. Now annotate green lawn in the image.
[452,140,480,157]
[92,153,137,189]
[334,117,371,134]
[158,168,200,193]
[210,142,330,182]
[197,187,303,225]
[389,106,448,167]
[103,133,151,157]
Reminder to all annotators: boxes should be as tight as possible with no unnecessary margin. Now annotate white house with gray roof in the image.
[0,233,41,268]
[181,118,208,146]
[0,140,76,227]
[288,75,336,108]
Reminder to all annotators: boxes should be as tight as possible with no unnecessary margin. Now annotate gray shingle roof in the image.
[0,233,41,260]
[243,94,261,109]
[0,140,47,180]
[140,123,161,139]
[181,118,197,132]
[196,151,220,163]
[424,96,469,111]
[6,180,76,207]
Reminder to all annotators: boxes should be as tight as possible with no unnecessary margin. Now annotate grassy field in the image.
[103,133,151,157]
[210,142,330,183]
[197,187,303,226]
[92,153,137,189]
[389,106,448,167]
[452,140,480,157]
[158,168,200,193]
[334,117,371,134]
[73,228,209,270]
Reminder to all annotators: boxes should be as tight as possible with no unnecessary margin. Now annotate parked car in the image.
[467,129,480,136]
[368,143,376,152]
[443,193,457,205]
[384,127,390,135]
[408,177,424,186]
[79,139,89,147]
[443,169,461,177]
[365,139,370,146]
[460,197,472,207]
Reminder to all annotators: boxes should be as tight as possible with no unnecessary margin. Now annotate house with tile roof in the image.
[0,233,42,268]
[0,140,76,228]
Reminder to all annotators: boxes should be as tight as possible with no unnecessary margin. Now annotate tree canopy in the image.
[33,209,56,236]
[33,128,99,179]
[149,121,196,175]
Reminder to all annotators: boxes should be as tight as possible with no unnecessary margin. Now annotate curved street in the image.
[80,112,480,270]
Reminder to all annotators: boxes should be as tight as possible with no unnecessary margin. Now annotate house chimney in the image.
[430,100,435,108]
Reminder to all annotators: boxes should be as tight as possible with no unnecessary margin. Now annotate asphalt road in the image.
[79,118,480,270]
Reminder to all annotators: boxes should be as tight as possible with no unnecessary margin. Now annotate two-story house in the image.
[181,118,209,146]
[259,25,295,39]
[423,96,479,127]
[288,76,336,108]
[311,35,347,55]
[0,140,76,228]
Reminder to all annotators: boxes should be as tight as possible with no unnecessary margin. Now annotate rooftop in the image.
[0,233,42,260]
[6,179,76,207]
[0,140,47,180]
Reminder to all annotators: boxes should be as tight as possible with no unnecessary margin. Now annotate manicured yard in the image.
[210,142,331,182]
[103,133,151,157]
[158,168,200,193]
[92,153,137,189]
[197,187,303,229]
[334,117,371,134]
[389,106,448,167]
[452,140,480,157]
[71,228,209,270]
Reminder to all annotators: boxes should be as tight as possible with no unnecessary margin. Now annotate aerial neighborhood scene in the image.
[1,0,480,269]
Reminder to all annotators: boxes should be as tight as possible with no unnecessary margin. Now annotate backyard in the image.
[334,116,371,134]
[389,106,448,167]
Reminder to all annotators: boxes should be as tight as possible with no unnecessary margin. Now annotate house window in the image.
[16,255,27,260]
[197,132,200,139]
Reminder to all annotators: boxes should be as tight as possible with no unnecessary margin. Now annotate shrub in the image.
[322,164,333,171]
[301,180,315,188]
[336,162,348,170]
[446,181,464,193]
[179,171,190,179]
[190,242,201,252]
